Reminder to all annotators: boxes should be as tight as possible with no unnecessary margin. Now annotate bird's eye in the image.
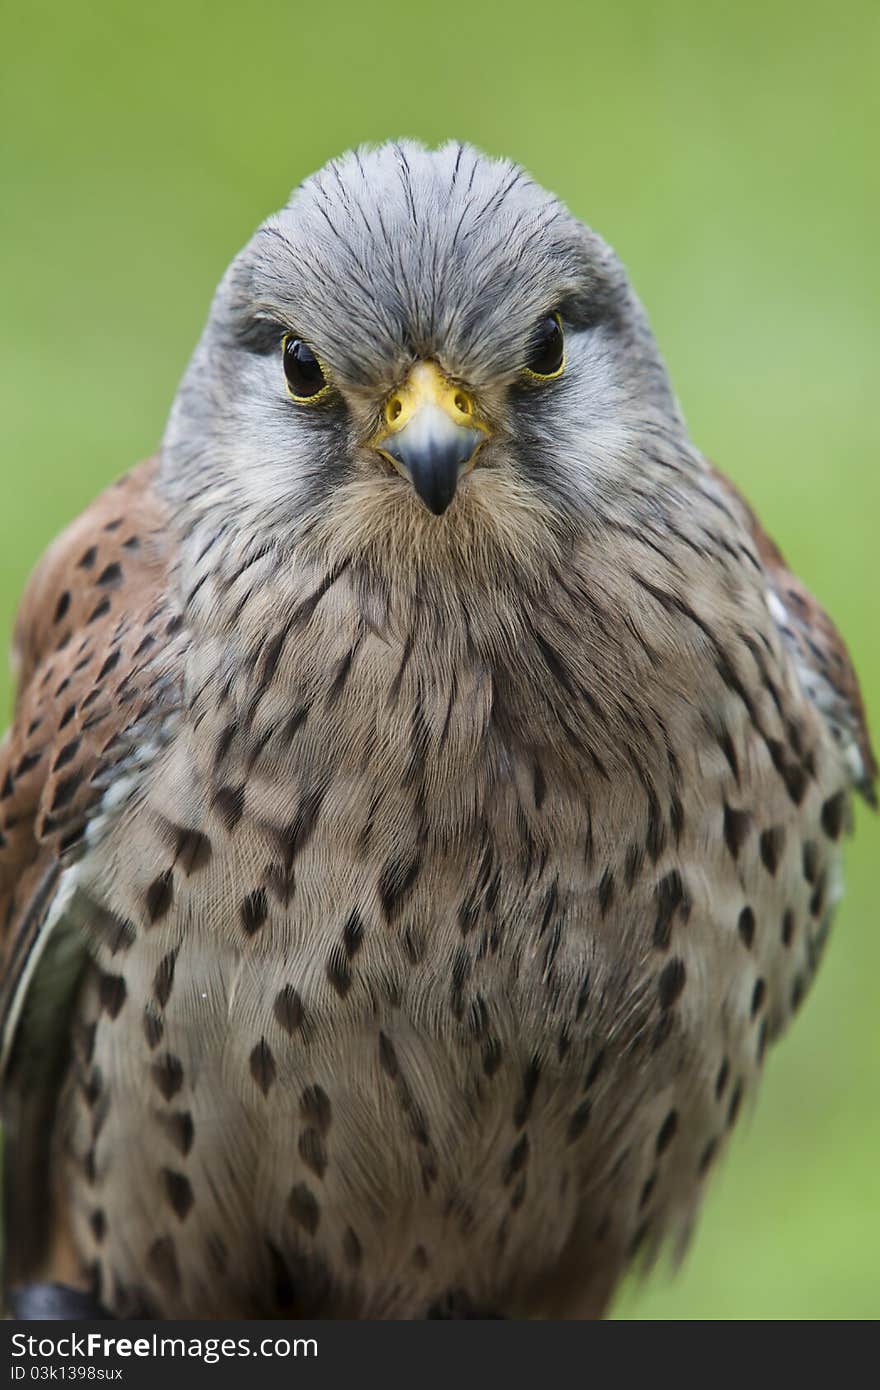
[523,313,565,379]
[282,334,328,401]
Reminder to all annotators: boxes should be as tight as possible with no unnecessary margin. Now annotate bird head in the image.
[162,141,686,581]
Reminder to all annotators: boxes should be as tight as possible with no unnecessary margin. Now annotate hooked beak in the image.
[371,362,488,515]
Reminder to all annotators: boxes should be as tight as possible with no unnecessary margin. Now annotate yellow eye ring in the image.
[522,312,565,381]
[281,333,331,403]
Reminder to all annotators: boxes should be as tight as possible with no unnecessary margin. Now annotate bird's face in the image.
[164,142,684,574]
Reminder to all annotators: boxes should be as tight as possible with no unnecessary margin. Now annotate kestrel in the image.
[1,141,873,1320]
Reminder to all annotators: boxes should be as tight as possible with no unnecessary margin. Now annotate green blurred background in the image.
[1,0,877,1319]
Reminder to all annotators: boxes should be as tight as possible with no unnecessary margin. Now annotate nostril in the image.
[454,392,470,416]
[387,397,403,424]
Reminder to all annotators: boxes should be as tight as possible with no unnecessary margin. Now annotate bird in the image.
[0,140,873,1322]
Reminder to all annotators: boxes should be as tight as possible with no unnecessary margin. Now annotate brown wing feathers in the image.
[0,459,180,1282]
[708,464,876,803]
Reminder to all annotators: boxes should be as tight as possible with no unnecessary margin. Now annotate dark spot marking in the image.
[342,910,365,957]
[213,784,245,831]
[250,1038,276,1096]
[326,944,351,997]
[153,951,177,1008]
[718,727,740,782]
[503,1133,529,1185]
[657,958,686,1009]
[214,722,237,765]
[723,803,750,860]
[50,772,81,812]
[378,854,421,921]
[751,978,766,1017]
[670,793,685,844]
[288,1183,320,1235]
[774,749,807,805]
[533,760,546,810]
[265,1245,299,1315]
[78,546,97,569]
[402,926,425,964]
[265,859,296,905]
[145,870,173,923]
[52,738,81,772]
[157,1110,194,1157]
[450,943,471,1018]
[566,1100,592,1143]
[281,704,310,743]
[757,1018,768,1062]
[653,870,686,949]
[656,1109,678,1154]
[90,905,136,955]
[174,826,212,875]
[163,1169,194,1220]
[54,591,71,623]
[640,1173,657,1209]
[781,909,796,946]
[715,1058,729,1099]
[727,1079,743,1127]
[482,1037,502,1077]
[240,888,268,935]
[276,784,326,864]
[97,562,122,587]
[378,1032,399,1079]
[624,842,644,889]
[89,1209,106,1243]
[514,1056,541,1128]
[810,872,827,918]
[539,879,558,934]
[87,597,111,624]
[641,791,664,863]
[143,1006,163,1049]
[802,840,820,884]
[821,791,846,840]
[327,643,359,706]
[699,1138,718,1175]
[298,1129,328,1178]
[584,1049,605,1091]
[300,1085,331,1133]
[510,1176,527,1211]
[59,823,87,855]
[99,972,126,1019]
[82,1066,102,1109]
[152,1053,184,1102]
[759,826,785,875]
[274,985,306,1036]
[146,1236,180,1294]
[738,906,756,949]
[597,868,614,917]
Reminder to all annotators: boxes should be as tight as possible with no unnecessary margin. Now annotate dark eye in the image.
[524,313,565,379]
[282,334,328,401]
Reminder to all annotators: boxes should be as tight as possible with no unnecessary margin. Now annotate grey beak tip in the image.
[387,425,483,516]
